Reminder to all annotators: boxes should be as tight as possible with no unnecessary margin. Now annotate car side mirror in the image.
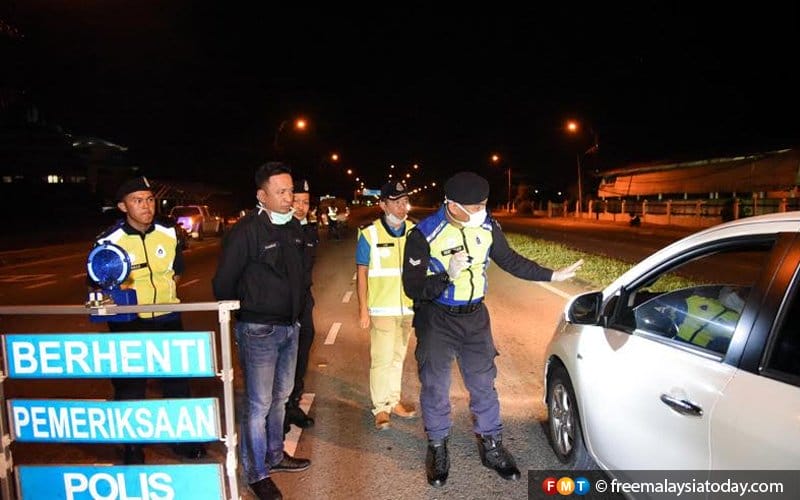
[566,291,603,325]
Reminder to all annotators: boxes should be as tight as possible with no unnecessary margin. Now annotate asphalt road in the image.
[0,208,700,499]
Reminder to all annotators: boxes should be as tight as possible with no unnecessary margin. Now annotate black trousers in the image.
[289,294,315,405]
[107,315,192,400]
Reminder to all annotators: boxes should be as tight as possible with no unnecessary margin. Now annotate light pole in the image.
[566,120,599,214]
[491,154,511,212]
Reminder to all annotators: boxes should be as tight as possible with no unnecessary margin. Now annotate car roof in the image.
[604,211,800,294]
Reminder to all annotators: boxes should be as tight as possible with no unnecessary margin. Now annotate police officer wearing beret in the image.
[284,178,318,432]
[91,176,206,464]
[402,171,582,487]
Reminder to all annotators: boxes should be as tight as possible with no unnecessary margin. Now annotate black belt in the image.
[435,300,484,314]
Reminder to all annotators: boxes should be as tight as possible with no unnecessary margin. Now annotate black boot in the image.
[286,404,314,428]
[477,434,520,480]
[425,438,449,487]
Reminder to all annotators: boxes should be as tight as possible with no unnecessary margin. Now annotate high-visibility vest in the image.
[360,218,414,316]
[676,295,740,347]
[416,206,493,306]
[95,221,181,318]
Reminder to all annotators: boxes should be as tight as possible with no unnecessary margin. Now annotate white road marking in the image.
[24,280,58,289]
[324,322,342,345]
[342,291,353,303]
[536,282,572,299]
[283,392,315,457]
[178,278,200,288]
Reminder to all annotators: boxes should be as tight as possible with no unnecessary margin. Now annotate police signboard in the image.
[16,464,225,500]
[2,332,216,378]
[8,398,220,443]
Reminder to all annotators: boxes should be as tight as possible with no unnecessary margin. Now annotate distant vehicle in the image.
[225,210,247,227]
[544,212,800,475]
[168,205,223,240]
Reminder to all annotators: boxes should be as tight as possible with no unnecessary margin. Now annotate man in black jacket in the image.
[212,162,311,500]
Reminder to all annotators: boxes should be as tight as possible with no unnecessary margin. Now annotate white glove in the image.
[447,251,470,280]
[551,259,584,282]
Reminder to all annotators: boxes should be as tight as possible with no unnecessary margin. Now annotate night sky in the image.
[7,2,799,200]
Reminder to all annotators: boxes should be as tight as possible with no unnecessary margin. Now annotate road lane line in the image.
[324,322,341,345]
[342,291,353,303]
[283,392,315,456]
[24,280,58,289]
[178,278,200,288]
[536,282,572,299]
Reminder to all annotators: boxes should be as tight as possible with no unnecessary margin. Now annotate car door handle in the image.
[659,394,704,417]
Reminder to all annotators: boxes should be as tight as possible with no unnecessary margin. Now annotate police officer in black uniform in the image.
[402,171,582,487]
[285,178,318,432]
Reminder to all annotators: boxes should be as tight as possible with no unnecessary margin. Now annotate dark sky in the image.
[7,2,799,199]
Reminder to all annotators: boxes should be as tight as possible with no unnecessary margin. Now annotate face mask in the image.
[268,208,295,225]
[452,201,486,228]
[385,212,406,227]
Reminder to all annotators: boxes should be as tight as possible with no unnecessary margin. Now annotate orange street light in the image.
[330,153,339,162]
[273,117,308,153]
[491,153,511,212]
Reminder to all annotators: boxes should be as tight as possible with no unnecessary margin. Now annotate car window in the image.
[764,270,800,383]
[609,241,774,357]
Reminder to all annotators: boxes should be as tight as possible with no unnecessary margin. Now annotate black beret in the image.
[380,181,409,200]
[295,178,311,193]
[116,176,153,202]
[444,171,490,204]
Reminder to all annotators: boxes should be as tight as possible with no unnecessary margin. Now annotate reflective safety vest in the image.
[675,295,740,348]
[95,221,181,319]
[360,218,414,316]
[416,206,493,306]
[328,206,338,221]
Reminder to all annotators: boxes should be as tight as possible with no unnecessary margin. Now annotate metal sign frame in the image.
[0,300,241,500]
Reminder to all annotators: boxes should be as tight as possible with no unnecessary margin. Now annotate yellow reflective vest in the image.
[426,219,493,305]
[95,220,181,318]
[676,295,740,348]
[360,218,414,316]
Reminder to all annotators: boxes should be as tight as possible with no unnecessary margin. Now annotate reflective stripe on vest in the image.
[363,220,413,316]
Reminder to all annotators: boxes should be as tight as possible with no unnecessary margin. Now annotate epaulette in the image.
[94,218,125,241]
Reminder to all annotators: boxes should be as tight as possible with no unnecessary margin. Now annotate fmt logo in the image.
[541,476,590,496]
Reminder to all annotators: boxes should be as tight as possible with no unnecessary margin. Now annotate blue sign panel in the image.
[362,188,381,197]
[9,398,220,443]
[3,332,216,378]
[17,464,225,500]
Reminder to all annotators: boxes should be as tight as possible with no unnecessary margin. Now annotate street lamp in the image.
[273,117,308,154]
[491,153,511,212]
[565,120,599,214]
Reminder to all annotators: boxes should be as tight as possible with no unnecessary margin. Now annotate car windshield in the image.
[171,207,200,217]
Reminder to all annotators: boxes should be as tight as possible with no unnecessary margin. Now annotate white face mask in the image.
[269,208,295,225]
[257,201,295,225]
[452,201,486,228]
[385,212,407,227]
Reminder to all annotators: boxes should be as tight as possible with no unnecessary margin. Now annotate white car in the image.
[169,205,223,240]
[544,212,800,473]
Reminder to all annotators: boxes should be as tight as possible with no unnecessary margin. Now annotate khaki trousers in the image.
[369,314,413,414]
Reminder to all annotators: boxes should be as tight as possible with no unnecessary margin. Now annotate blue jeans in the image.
[235,321,299,484]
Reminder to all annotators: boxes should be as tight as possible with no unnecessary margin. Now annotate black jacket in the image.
[212,210,307,325]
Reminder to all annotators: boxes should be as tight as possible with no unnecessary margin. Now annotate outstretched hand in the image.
[551,259,584,282]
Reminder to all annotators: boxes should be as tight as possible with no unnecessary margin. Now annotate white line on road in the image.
[283,392,315,457]
[536,282,572,299]
[324,322,342,345]
[178,278,200,288]
[342,291,353,303]
[71,272,87,279]
[24,280,58,289]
